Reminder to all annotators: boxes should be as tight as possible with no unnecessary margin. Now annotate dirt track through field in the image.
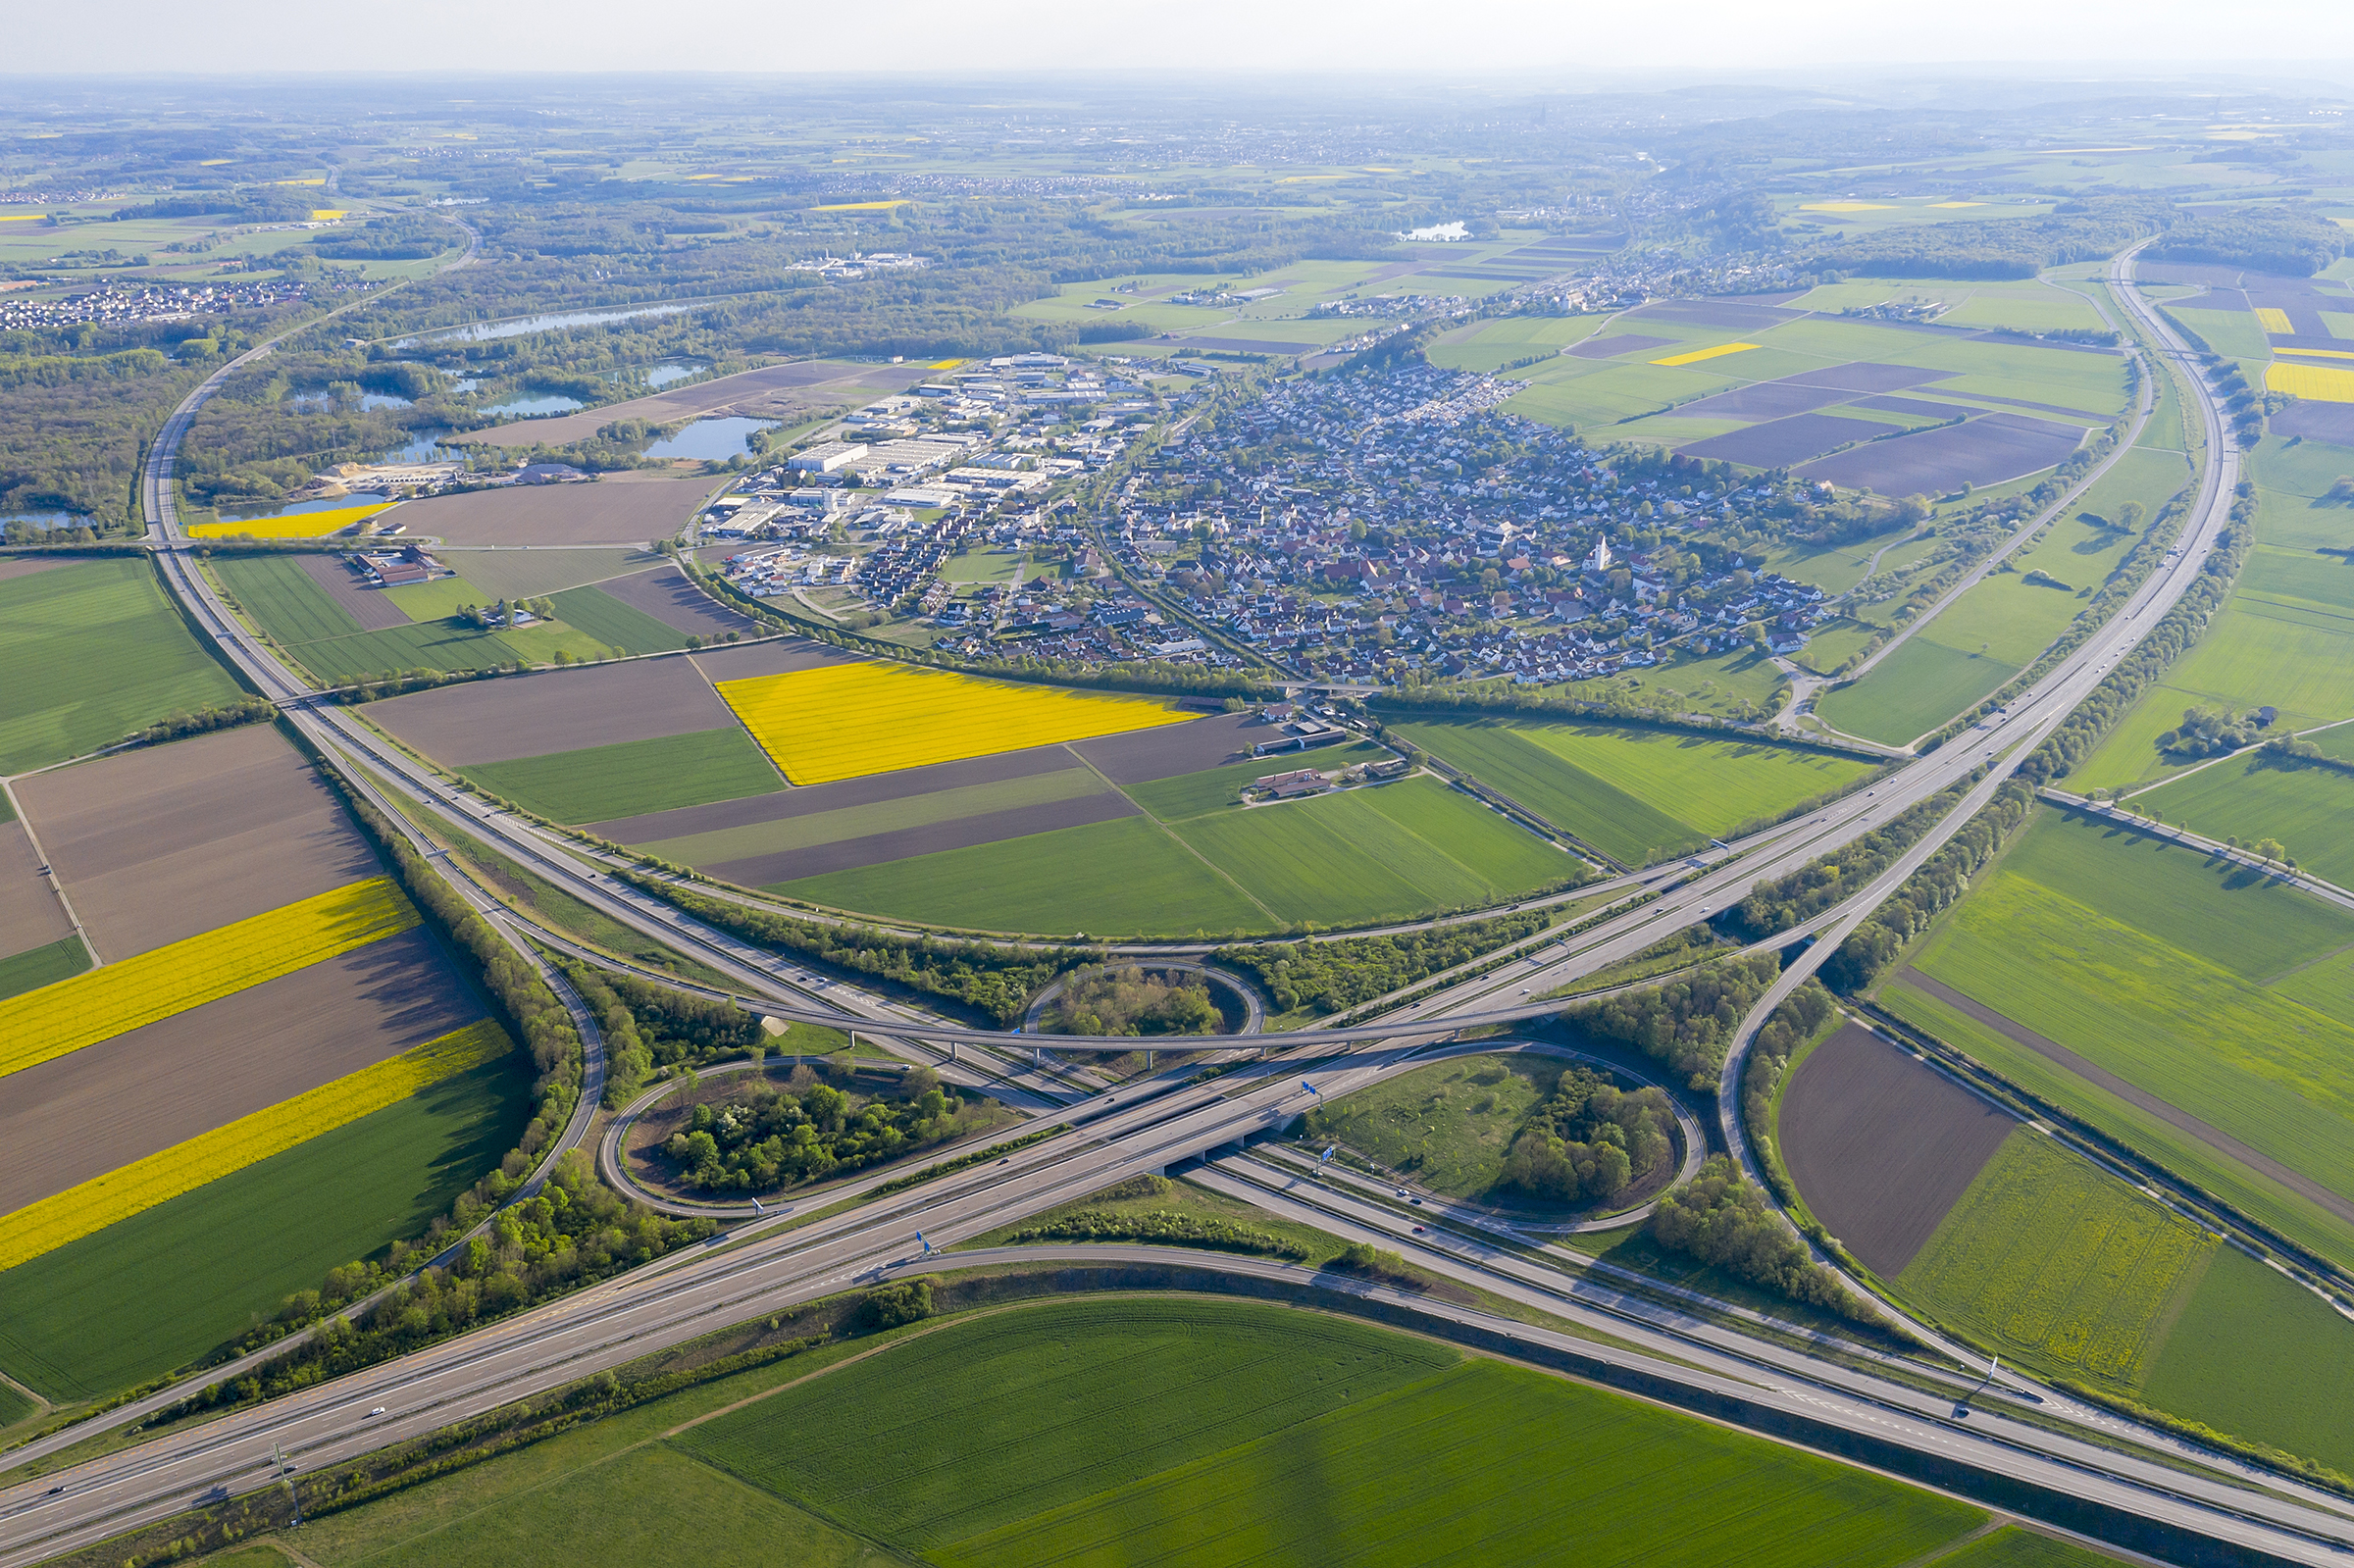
[597,565,765,638]
[1777,1023,2016,1276]
[13,727,379,959]
[0,821,74,958]
[368,655,738,765]
[387,472,718,547]
[1898,973,2354,1227]
[0,928,477,1216]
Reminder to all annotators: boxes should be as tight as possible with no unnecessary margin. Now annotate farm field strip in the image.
[459,726,784,825]
[1897,1130,2215,1388]
[187,501,397,539]
[0,557,243,776]
[0,877,419,1081]
[0,1019,510,1271]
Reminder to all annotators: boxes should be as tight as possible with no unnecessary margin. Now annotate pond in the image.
[642,416,777,462]
[391,302,696,348]
[1,511,89,531]
[477,391,586,418]
[220,491,394,524]
[360,391,413,411]
[383,429,456,463]
[641,361,706,388]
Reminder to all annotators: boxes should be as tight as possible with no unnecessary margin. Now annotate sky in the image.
[7,0,2353,77]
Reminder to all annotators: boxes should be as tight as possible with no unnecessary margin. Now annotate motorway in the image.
[1,246,2328,1565]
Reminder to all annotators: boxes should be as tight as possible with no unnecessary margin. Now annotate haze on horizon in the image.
[5,0,2353,80]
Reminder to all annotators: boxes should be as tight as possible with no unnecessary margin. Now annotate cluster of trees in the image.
[313,217,451,262]
[1798,197,2169,280]
[1724,776,1978,941]
[455,596,556,630]
[619,872,1092,1025]
[2146,205,2348,278]
[1049,964,1220,1036]
[563,964,764,1105]
[1496,1065,1676,1206]
[2078,499,2146,534]
[2157,704,2266,761]
[1564,951,1783,1088]
[122,695,277,748]
[658,1064,986,1192]
[2260,733,2354,777]
[1008,1205,1307,1259]
[1215,909,1552,1014]
[167,1150,710,1418]
[1651,1155,1868,1319]
[1820,783,2035,993]
[2016,486,2253,786]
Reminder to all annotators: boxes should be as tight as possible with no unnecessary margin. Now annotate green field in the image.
[677,1296,1984,1568]
[1897,1129,2216,1390]
[1927,1528,2130,1567]
[0,1056,532,1401]
[1122,741,1387,822]
[383,574,494,621]
[782,814,1271,936]
[2160,306,2271,362]
[2137,1243,2354,1481]
[642,767,1114,867]
[1893,808,2354,1268]
[0,558,243,773]
[438,547,656,602]
[2135,752,2354,888]
[215,555,621,686]
[545,582,696,655]
[1304,1052,1556,1200]
[1395,718,1875,863]
[1819,638,2020,746]
[0,1380,34,1429]
[0,935,92,1001]
[1174,777,1573,927]
[461,726,783,824]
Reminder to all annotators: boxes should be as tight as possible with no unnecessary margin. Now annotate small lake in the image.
[282,390,415,411]
[361,392,413,411]
[1,511,89,531]
[642,416,777,461]
[642,361,705,388]
[221,491,394,523]
[384,429,456,463]
[477,392,586,418]
[391,302,696,348]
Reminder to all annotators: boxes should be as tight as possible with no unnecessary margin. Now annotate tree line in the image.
[1215,908,1553,1014]
[1496,1064,1677,1206]
[1796,197,2170,280]
[1050,964,1220,1036]
[1650,1155,1872,1321]
[1562,950,1784,1088]
[1722,774,1982,942]
[617,870,1095,1025]
[1819,783,2035,994]
[2146,205,2348,278]
[563,962,768,1106]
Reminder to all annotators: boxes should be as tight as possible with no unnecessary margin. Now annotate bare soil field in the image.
[1681,413,1886,468]
[368,655,737,766]
[2274,404,2354,444]
[1855,394,1981,421]
[1678,381,1853,420]
[297,553,410,632]
[14,727,379,959]
[1563,333,1676,360]
[685,637,856,683]
[591,741,1080,841]
[0,557,69,584]
[0,820,74,958]
[708,790,1139,887]
[463,359,925,448]
[1778,1022,2016,1276]
[436,546,660,602]
[0,928,476,1216]
[1070,711,1258,784]
[387,472,718,546]
[597,565,765,638]
[1800,414,2085,495]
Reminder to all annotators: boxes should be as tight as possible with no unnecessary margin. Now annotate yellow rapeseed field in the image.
[0,1019,510,1271]
[1651,342,1761,368]
[0,877,419,1082]
[717,660,1190,784]
[2278,347,2354,361]
[2268,362,2354,404]
[188,501,397,539]
[2254,307,2294,334]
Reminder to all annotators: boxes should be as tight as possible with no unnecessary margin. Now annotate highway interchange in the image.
[5,245,2342,1567]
